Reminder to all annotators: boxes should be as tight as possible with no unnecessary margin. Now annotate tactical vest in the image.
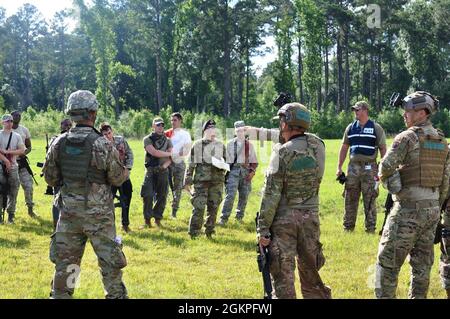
[145,133,169,168]
[348,120,377,156]
[282,134,321,204]
[399,127,449,188]
[58,130,107,199]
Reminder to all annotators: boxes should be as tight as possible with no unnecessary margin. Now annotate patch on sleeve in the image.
[391,141,400,149]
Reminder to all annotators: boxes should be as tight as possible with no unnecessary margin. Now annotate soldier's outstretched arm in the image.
[244,126,279,142]
[257,145,284,239]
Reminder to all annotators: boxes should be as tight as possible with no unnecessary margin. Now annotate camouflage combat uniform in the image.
[376,120,450,299]
[185,138,226,237]
[220,137,258,222]
[257,133,331,299]
[342,121,386,232]
[44,90,129,299]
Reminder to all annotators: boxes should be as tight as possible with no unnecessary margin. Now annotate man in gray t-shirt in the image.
[0,114,25,224]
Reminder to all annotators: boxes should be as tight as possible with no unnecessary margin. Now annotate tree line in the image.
[0,0,449,136]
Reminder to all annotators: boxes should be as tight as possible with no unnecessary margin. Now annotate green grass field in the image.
[0,137,447,299]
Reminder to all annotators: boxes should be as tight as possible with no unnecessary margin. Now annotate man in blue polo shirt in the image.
[336,101,387,233]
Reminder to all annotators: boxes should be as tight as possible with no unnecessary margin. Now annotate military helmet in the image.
[274,102,311,130]
[65,90,99,116]
[402,91,439,115]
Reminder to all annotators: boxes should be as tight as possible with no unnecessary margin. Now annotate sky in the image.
[0,0,276,77]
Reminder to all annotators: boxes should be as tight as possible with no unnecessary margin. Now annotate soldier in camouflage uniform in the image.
[257,103,331,299]
[100,123,134,233]
[337,102,387,233]
[12,110,38,218]
[184,119,226,239]
[218,121,258,225]
[43,90,129,299]
[140,117,172,228]
[376,91,450,299]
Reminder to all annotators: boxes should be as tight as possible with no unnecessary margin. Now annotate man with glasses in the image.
[0,114,25,224]
[336,101,386,233]
[99,123,134,233]
[165,113,191,218]
[140,117,172,228]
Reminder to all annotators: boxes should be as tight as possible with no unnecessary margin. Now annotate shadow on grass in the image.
[130,230,187,247]
[123,238,147,251]
[17,217,54,236]
[0,236,31,249]
[209,236,255,252]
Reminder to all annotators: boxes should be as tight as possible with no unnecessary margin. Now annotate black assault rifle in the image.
[379,193,394,235]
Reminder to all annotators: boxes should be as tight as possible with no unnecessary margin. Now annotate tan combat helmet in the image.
[402,91,439,115]
[274,102,311,130]
[65,90,99,121]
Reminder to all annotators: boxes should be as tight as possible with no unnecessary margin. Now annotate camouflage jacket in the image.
[379,120,450,204]
[43,126,129,213]
[257,133,325,238]
[184,138,227,185]
[113,135,134,170]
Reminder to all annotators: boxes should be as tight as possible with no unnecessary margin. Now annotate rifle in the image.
[379,193,394,235]
[37,133,54,195]
[17,156,38,185]
[434,198,449,245]
[255,212,273,299]
[113,185,127,211]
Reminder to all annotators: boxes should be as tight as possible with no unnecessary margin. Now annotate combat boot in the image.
[154,219,163,228]
[7,214,15,224]
[28,206,38,219]
[122,225,132,233]
[171,209,177,219]
[217,219,227,226]
[139,219,152,230]
[446,289,450,299]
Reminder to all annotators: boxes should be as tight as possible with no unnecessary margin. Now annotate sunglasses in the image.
[156,123,164,127]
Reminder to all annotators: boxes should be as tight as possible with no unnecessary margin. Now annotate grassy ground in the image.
[0,137,446,299]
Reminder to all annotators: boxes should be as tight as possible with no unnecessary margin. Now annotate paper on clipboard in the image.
[212,156,230,172]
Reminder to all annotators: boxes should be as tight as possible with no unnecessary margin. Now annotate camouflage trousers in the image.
[375,200,440,299]
[50,209,128,299]
[343,161,378,232]
[220,166,252,221]
[141,167,169,221]
[0,165,20,217]
[19,167,34,209]
[439,206,450,289]
[268,209,331,299]
[169,161,186,212]
[188,182,223,237]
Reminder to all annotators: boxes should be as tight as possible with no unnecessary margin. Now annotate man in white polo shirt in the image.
[0,114,25,224]
[165,112,192,218]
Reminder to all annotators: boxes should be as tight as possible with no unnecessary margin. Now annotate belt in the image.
[146,166,167,172]
[398,199,439,210]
